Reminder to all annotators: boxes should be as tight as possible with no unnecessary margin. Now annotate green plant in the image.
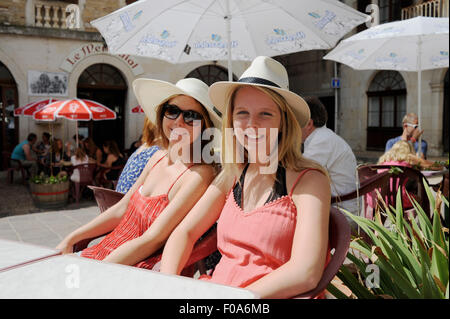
[328,180,449,299]
[30,172,68,184]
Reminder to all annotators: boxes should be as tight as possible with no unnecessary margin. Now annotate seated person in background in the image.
[70,134,85,152]
[376,140,442,210]
[301,96,359,223]
[70,147,94,183]
[83,137,103,165]
[95,140,127,186]
[11,133,39,177]
[46,138,71,175]
[56,77,220,270]
[116,118,160,194]
[36,132,52,163]
[385,113,428,159]
[379,140,442,170]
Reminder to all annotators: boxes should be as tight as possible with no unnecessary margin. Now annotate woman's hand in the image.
[56,238,75,254]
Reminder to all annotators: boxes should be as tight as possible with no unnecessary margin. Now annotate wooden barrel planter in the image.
[29,181,70,209]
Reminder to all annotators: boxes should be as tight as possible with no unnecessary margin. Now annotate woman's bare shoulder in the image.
[286,168,330,196]
[187,164,216,182]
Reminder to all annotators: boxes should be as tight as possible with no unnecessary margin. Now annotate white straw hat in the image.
[209,56,310,127]
[133,78,222,129]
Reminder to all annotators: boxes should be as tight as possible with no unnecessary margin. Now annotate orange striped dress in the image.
[81,154,193,269]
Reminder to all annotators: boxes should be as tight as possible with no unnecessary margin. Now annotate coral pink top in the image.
[81,153,193,269]
[202,168,330,298]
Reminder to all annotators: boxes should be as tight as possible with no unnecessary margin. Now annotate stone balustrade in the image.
[35,1,69,29]
[401,0,449,19]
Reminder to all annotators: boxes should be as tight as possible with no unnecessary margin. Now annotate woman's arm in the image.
[56,153,158,254]
[245,170,331,298]
[97,154,116,169]
[160,173,232,274]
[407,154,443,170]
[102,165,218,266]
[95,148,103,165]
[23,143,34,161]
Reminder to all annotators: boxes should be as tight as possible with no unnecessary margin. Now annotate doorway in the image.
[77,64,127,150]
[0,62,18,170]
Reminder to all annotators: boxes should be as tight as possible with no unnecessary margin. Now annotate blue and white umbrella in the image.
[324,16,449,155]
[91,0,369,80]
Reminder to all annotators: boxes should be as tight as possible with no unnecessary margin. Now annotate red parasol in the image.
[14,98,59,117]
[33,98,117,147]
[131,105,144,114]
[33,99,116,121]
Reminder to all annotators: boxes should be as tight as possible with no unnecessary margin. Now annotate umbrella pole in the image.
[417,37,423,157]
[225,0,233,82]
[417,69,423,157]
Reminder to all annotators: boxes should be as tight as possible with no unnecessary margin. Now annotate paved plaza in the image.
[0,171,99,248]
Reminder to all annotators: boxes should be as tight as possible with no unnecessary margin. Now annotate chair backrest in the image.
[358,164,430,219]
[294,207,351,298]
[87,185,124,213]
[74,163,97,184]
[332,170,392,203]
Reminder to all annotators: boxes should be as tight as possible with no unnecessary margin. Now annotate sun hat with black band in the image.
[208,56,310,128]
[133,77,222,129]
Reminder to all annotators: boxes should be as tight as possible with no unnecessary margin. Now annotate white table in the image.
[0,238,61,272]
[421,169,449,185]
[0,255,259,299]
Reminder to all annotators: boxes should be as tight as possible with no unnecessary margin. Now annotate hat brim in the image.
[133,79,222,129]
[209,81,310,128]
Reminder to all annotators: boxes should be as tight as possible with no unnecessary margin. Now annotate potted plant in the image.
[29,172,70,209]
[328,181,449,299]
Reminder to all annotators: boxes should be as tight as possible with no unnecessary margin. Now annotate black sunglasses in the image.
[163,103,204,126]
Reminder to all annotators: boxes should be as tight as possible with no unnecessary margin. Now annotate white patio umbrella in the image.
[91,0,369,81]
[324,16,449,155]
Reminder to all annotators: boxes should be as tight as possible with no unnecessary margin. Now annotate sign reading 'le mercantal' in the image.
[60,43,144,76]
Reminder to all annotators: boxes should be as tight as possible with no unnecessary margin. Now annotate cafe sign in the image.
[60,43,144,76]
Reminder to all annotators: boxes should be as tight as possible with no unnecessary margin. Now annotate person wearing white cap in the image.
[161,56,332,299]
[56,78,221,268]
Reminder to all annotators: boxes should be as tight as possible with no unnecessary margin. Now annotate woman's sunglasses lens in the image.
[184,111,202,124]
[164,105,181,119]
[164,104,203,125]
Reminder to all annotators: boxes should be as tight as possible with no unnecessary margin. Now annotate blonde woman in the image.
[56,78,221,269]
[378,140,440,169]
[160,57,331,299]
[376,139,443,210]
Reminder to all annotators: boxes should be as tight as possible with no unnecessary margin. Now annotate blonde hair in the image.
[74,147,87,161]
[378,140,415,164]
[219,85,328,183]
